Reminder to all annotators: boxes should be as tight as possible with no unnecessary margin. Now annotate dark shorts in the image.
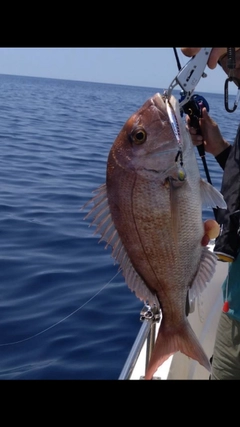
[211,312,240,380]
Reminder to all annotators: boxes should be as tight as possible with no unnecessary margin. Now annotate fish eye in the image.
[131,128,147,145]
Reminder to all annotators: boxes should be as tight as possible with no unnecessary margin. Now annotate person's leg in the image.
[211,312,240,379]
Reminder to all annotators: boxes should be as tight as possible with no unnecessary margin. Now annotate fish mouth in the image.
[151,92,179,117]
[151,92,168,111]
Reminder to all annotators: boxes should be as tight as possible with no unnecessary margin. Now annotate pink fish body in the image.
[85,93,226,379]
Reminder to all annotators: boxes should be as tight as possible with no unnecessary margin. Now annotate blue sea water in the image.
[0,74,239,379]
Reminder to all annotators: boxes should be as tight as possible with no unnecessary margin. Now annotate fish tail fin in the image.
[144,319,211,380]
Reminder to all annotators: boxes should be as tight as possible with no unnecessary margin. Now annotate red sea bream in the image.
[85,93,226,379]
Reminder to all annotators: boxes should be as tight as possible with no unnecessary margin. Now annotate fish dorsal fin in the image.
[84,184,159,307]
[188,247,217,303]
[200,178,227,209]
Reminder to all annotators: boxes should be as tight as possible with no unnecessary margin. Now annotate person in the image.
[181,47,240,379]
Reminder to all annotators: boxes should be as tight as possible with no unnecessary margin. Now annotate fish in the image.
[84,93,227,379]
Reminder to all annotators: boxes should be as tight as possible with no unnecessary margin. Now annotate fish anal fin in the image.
[123,259,159,307]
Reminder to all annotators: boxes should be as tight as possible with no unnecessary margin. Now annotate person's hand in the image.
[202,219,220,246]
[186,107,230,157]
[181,48,230,69]
[181,47,240,69]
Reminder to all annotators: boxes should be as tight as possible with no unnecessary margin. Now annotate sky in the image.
[0,47,236,95]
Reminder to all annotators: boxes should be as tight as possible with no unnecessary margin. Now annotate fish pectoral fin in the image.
[188,247,217,303]
[84,183,158,307]
[200,178,227,209]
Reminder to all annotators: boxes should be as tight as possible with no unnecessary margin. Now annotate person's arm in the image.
[186,107,230,167]
[215,145,232,170]
[181,48,239,170]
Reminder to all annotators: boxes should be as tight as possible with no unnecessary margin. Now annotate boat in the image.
[119,240,228,380]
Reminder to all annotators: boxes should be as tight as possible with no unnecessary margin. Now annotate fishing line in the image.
[0,270,120,347]
[173,47,182,71]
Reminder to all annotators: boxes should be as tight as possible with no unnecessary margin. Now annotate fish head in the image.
[108,93,186,181]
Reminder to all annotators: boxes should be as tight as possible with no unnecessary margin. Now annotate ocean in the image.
[0,74,239,379]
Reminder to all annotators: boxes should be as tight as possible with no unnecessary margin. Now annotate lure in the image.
[166,98,182,147]
[166,98,186,181]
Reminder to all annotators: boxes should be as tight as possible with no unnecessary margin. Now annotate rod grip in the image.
[197,143,205,157]
[189,115,205,157]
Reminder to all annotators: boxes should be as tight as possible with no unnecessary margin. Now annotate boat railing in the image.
[118,304,161,380]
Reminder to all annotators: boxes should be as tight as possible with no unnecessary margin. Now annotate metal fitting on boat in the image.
[140,304,161,323]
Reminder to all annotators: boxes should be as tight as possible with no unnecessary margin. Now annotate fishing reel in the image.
[180,93,209,125]
[179,93,210,158]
